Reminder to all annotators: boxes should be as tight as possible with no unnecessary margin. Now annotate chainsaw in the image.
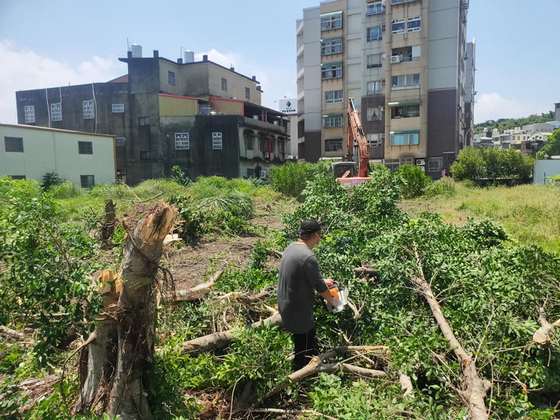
[325,281,348,313]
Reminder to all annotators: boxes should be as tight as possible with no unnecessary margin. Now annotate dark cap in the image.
[299,220,322,236]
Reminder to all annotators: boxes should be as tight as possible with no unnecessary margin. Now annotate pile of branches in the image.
[166,168,560,419]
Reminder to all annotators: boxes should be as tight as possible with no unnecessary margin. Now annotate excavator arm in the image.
[346,98,370,178]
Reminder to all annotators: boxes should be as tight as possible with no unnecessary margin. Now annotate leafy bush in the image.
[537,129,560,159]
[0,184,101,363]
[425,176,457,197]
[48,180,81,199]
[41,171,63,191]
[171,165,191,186]
[269,162,329,199]
[395,164,432,198]
[451,147,534,184]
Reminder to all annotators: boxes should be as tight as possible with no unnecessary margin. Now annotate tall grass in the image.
[401,182,560,253]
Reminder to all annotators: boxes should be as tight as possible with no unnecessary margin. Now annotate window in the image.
[367,106,384,121]
[23,105,35,123]
[321,12,343,31]
[392,73,420,89]
[392,46,421,63]
[367,80,385,95]
[245,87,251,100]
[168,70,176,86]
[78,141,93,154]
[390,130,420,146]
[321,38,343,55]
[175,132,190,150]
[366,1,384,15]
[400,156,415,165]
[80,175,95,188]
[367,26,382,41]
[83,100,95,120]
[321,62,343,80]
[367,53,382,69]
[138,116,150,126]
[367,133,384,147]
[392,104,420,118]
[112,103,125,113]
[385,159,400,171]
[140,151,151,160]
[323,114,343,129]
[244,131,255,150]
[325,138,343,152]
[428,157,443,172]
[392,19,405,34]
[9,175,26,180]
[407,16,421,32]
[4,136,23,152]
[50,102,62,122]
[212,132,223,150]
[116,137,126,146]
[325,90,343,104]
[246,168,255,178]
[221,78,227,91]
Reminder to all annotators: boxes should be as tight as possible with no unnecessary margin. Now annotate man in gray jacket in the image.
[277,220,339,370]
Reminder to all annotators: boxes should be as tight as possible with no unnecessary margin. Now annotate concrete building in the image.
[0,123,115,187]
[16,50,288,184]
[534,158,560,185]
[296,0,472,177]
[555,103,560,122]
[278,98,299,159]
[464,41,476,146]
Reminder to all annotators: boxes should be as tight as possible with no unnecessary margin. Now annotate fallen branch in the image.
[263,345,388,401]
[411,247,489,420]
[532,308,560,345]
[0,325,29,342]
[354,266,377,278]
[215,286,274,304]
[183,313,282,354]
[169,268,224,302]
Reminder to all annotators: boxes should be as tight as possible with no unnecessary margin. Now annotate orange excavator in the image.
[333,98,371,186]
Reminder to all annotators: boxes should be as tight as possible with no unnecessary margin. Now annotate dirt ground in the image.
[164,197,289,290]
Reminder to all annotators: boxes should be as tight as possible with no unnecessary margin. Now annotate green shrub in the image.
[425,176,457,197]
[48,181,81,199]
[269,162,329,199]
[396,164,432,198]
[41,172,63,191]
[536,129,560,159]
[0,191,101,363]
[451,147,534,184]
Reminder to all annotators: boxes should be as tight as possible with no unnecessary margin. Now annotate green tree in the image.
[450,147,486,181]
[536,129,560,159]
[395,164,432,198]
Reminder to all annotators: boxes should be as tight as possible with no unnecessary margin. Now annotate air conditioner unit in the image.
[390,55,401,64]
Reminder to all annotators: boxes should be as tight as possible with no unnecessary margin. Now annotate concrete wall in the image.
[303,6,322,133]
[0,124,115,186]
[534,160,560,184]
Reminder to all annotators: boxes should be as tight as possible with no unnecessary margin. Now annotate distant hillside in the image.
[476,111,554,133]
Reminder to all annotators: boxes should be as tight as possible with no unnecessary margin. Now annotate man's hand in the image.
[324,278,335,288]
[319,288,340,307]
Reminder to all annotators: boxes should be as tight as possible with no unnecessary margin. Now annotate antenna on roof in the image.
[126,37,130,51]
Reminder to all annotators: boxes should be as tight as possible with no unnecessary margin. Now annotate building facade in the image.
[297,0,472,177]
[1,123,115,187]
[16,51,288,184]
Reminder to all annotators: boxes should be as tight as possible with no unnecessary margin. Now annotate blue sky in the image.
[0,0,558,123]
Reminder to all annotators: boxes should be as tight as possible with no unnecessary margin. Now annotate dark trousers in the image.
[292,328,318,371]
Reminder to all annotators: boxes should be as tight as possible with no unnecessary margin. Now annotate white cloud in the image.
[475,92,549,124]
[0,40,125,123]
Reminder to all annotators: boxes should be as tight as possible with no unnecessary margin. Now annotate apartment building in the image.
[16,49,288,184]
[297,0,472,177]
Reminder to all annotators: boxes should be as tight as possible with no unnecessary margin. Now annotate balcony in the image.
[243,117,287,135]
[366,2,385,16]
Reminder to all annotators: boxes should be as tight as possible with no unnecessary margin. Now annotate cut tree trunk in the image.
[100,200,116,250]
[75,203,176,419]
[183,313,281,354]
[411,248,489,420]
